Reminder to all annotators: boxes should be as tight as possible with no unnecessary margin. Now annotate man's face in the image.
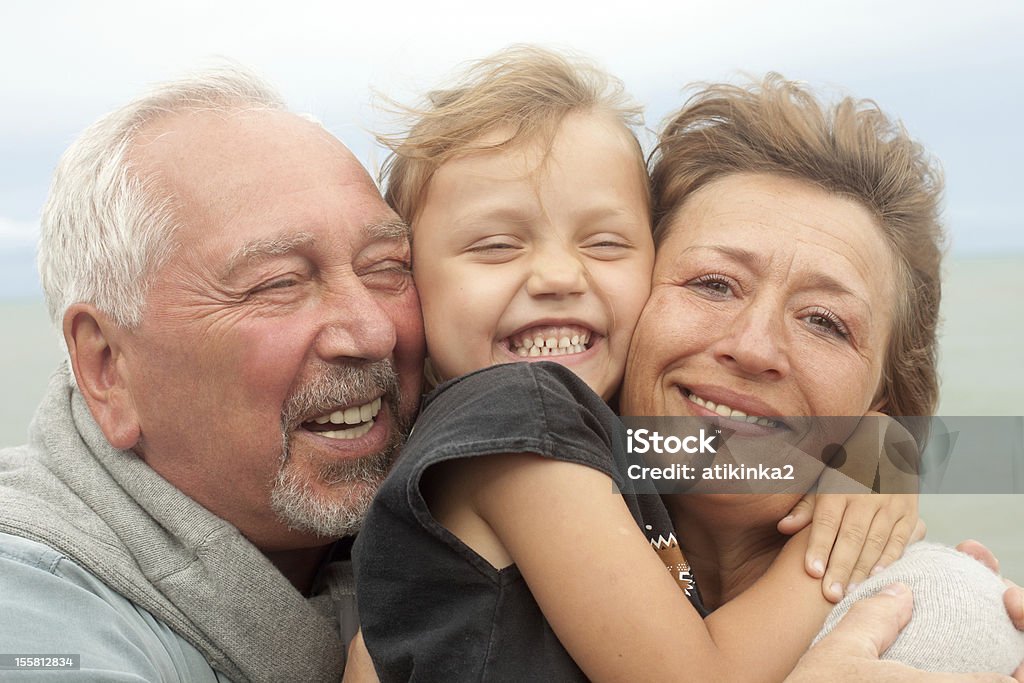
[120,109,424,550]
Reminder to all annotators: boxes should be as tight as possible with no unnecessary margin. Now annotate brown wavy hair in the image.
[650,75,945,435]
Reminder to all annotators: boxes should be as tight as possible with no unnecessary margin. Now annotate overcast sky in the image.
[1,0,1021,294]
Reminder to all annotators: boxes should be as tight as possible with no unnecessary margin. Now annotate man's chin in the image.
[269,458,387,539]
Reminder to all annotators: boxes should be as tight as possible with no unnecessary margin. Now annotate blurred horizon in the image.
[2,0,1022,297]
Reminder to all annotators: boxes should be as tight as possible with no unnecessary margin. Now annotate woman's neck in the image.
[665,494,795,610]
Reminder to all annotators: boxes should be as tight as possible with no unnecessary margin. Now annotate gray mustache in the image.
[282,360,400,429]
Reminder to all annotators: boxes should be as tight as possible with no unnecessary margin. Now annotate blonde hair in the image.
[651,75,945,433]
[380,44,648,224]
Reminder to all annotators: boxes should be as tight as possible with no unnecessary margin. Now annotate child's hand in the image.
[779,492,921,602]
[778,413,923,602]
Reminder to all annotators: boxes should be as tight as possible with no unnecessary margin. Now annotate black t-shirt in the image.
[353,362,703,681]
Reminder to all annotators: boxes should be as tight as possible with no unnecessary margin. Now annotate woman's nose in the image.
[525,243,588,298]
[711,301,791,379]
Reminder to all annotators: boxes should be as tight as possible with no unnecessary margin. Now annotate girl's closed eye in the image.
[465,236,524,261]
[582,234,635,260]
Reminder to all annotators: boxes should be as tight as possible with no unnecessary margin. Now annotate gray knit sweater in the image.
[0,368,353,682]
[815,542,1024,674]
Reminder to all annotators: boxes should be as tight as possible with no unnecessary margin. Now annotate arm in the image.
[0,536,217,682]
[429,452,833,682]
[342,631,380,683]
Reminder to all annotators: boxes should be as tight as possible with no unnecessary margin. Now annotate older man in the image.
[0,68,423,681]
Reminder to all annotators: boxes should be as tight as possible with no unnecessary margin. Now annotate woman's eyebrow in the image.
[680,244,871,307]
[681,244,766,271]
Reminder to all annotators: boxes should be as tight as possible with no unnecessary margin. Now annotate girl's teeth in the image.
[509,327,592,357]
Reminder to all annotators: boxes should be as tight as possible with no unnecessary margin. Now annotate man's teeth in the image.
[316,422,375,440]
[687,392,780,428]
[309,397,382,440]
[510,329,591,358]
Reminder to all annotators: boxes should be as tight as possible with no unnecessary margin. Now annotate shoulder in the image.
[414,362,618,452]
[0,532,223,681]
[818,542,1024,674]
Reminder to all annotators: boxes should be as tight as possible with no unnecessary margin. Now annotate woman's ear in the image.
[62,304,141,450]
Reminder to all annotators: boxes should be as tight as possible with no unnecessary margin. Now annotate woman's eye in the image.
[804,308,850,340]
[686,274,735,297]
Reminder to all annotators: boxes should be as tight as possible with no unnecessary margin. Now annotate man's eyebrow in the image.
[223,232,315,278]
[365,218,411,242]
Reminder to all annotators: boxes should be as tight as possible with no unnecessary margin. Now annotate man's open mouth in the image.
[300,397,382,440]
[505,325,595,358]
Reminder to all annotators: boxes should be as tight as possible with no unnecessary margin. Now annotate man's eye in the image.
[252,277,298,294]
[361,261,412,290]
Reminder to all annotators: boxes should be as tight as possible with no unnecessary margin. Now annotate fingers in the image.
[804,495,842,583]
[821,583,914,657]
[779,494,815,536]
[819,502,873,601]
[863,511,919,583]
[1004,581,1024,631]
[957,539,1000,574]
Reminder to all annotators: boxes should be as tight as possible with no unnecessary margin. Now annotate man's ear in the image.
[63,304,141,450]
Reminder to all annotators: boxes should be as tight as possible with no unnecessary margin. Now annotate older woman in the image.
[623,75,1024,674]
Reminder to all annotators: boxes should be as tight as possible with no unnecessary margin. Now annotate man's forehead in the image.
[131,108,367,185]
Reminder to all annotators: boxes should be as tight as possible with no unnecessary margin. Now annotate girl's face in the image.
[411,113,654,399]
[622,173,897,452]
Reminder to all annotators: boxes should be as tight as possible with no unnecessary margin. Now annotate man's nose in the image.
[525,242,588,298]
[710,300,791,379]
[314,285,397,363]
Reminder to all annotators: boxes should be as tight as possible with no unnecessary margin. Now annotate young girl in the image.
[352,46,917,681]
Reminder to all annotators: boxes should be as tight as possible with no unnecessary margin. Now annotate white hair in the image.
[38,64,287,346]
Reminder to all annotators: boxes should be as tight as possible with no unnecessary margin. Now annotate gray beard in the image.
[269,360,410,538]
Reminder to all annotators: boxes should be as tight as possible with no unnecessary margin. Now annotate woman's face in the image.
[622,173,897,438]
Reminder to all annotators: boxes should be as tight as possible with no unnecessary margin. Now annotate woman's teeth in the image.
[687,392,780,428]
[509,328,591,358]
[306,397,382,440]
